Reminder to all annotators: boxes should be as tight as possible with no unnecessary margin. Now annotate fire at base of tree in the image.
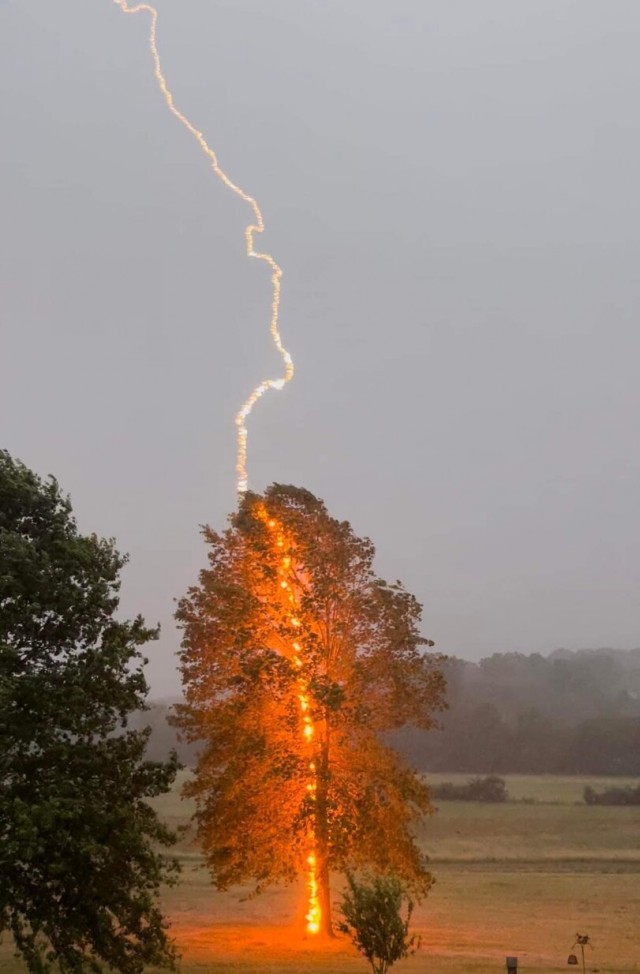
[174,484,446,937]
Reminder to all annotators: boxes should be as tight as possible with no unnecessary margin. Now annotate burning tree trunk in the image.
[317,856,333,938]
[314,741,334,937]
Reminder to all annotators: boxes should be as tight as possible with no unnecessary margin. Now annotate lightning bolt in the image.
[113,1,294,494]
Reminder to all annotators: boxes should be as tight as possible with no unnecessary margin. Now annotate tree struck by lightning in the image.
[175,485,445,937]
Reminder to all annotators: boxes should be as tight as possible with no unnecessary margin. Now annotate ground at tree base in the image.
[151,864,638,974]
[2,871,636,974]
[1,773,638,974]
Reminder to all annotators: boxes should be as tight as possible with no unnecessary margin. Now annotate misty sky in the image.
[1,0,639,694]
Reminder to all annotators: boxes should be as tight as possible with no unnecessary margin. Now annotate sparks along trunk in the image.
[259,508,324,934]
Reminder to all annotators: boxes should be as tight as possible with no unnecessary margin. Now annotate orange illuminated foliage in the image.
[175,486,446,937]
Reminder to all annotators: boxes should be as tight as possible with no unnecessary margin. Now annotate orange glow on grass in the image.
[112,1,294,495]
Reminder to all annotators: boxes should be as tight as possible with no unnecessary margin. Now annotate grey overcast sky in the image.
[1,0,639,694]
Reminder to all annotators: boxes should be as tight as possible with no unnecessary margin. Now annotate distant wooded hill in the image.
[398,647,640,775]
[136,647,640,775]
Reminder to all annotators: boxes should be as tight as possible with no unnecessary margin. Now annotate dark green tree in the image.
[0,450,179,974]
[175,484,445,936]
[339,874,420,974]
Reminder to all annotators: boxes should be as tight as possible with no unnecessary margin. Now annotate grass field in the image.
[2,772,639,974]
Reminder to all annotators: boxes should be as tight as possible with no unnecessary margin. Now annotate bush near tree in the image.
[339,873,420,974]
[0,450,180,974]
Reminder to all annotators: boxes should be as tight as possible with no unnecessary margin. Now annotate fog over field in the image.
[2,1,639,697]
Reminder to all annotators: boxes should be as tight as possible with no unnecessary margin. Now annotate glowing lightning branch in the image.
[261,509,321,936]
[113,1,294,494]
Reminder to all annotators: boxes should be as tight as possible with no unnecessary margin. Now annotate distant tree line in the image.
[130,701,198,767]
[583,784,640,806]
[139,647,640,776]
[397,650,640,775]
[430,776,508,802]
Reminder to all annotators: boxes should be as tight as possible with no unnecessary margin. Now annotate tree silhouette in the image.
[0,450,179,974]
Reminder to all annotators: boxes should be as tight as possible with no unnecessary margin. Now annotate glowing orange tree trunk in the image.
[257,508,327,934]
[314,741,334,937]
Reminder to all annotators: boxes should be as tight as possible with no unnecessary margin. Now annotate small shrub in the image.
[431,775,508,802]
[583,783,640,805]
[339,874,420,974]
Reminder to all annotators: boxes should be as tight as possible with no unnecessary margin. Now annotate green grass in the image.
[420,800,640,863]
[2,773,639,974]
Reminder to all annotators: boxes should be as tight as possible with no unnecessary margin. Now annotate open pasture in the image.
[2,773,638,974]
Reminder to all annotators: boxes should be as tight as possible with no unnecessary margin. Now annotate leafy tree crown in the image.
[0,450,179,974]
[175,484,445,904]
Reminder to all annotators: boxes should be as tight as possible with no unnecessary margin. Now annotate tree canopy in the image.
[0,450,179,974]
[175,484,446,935]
